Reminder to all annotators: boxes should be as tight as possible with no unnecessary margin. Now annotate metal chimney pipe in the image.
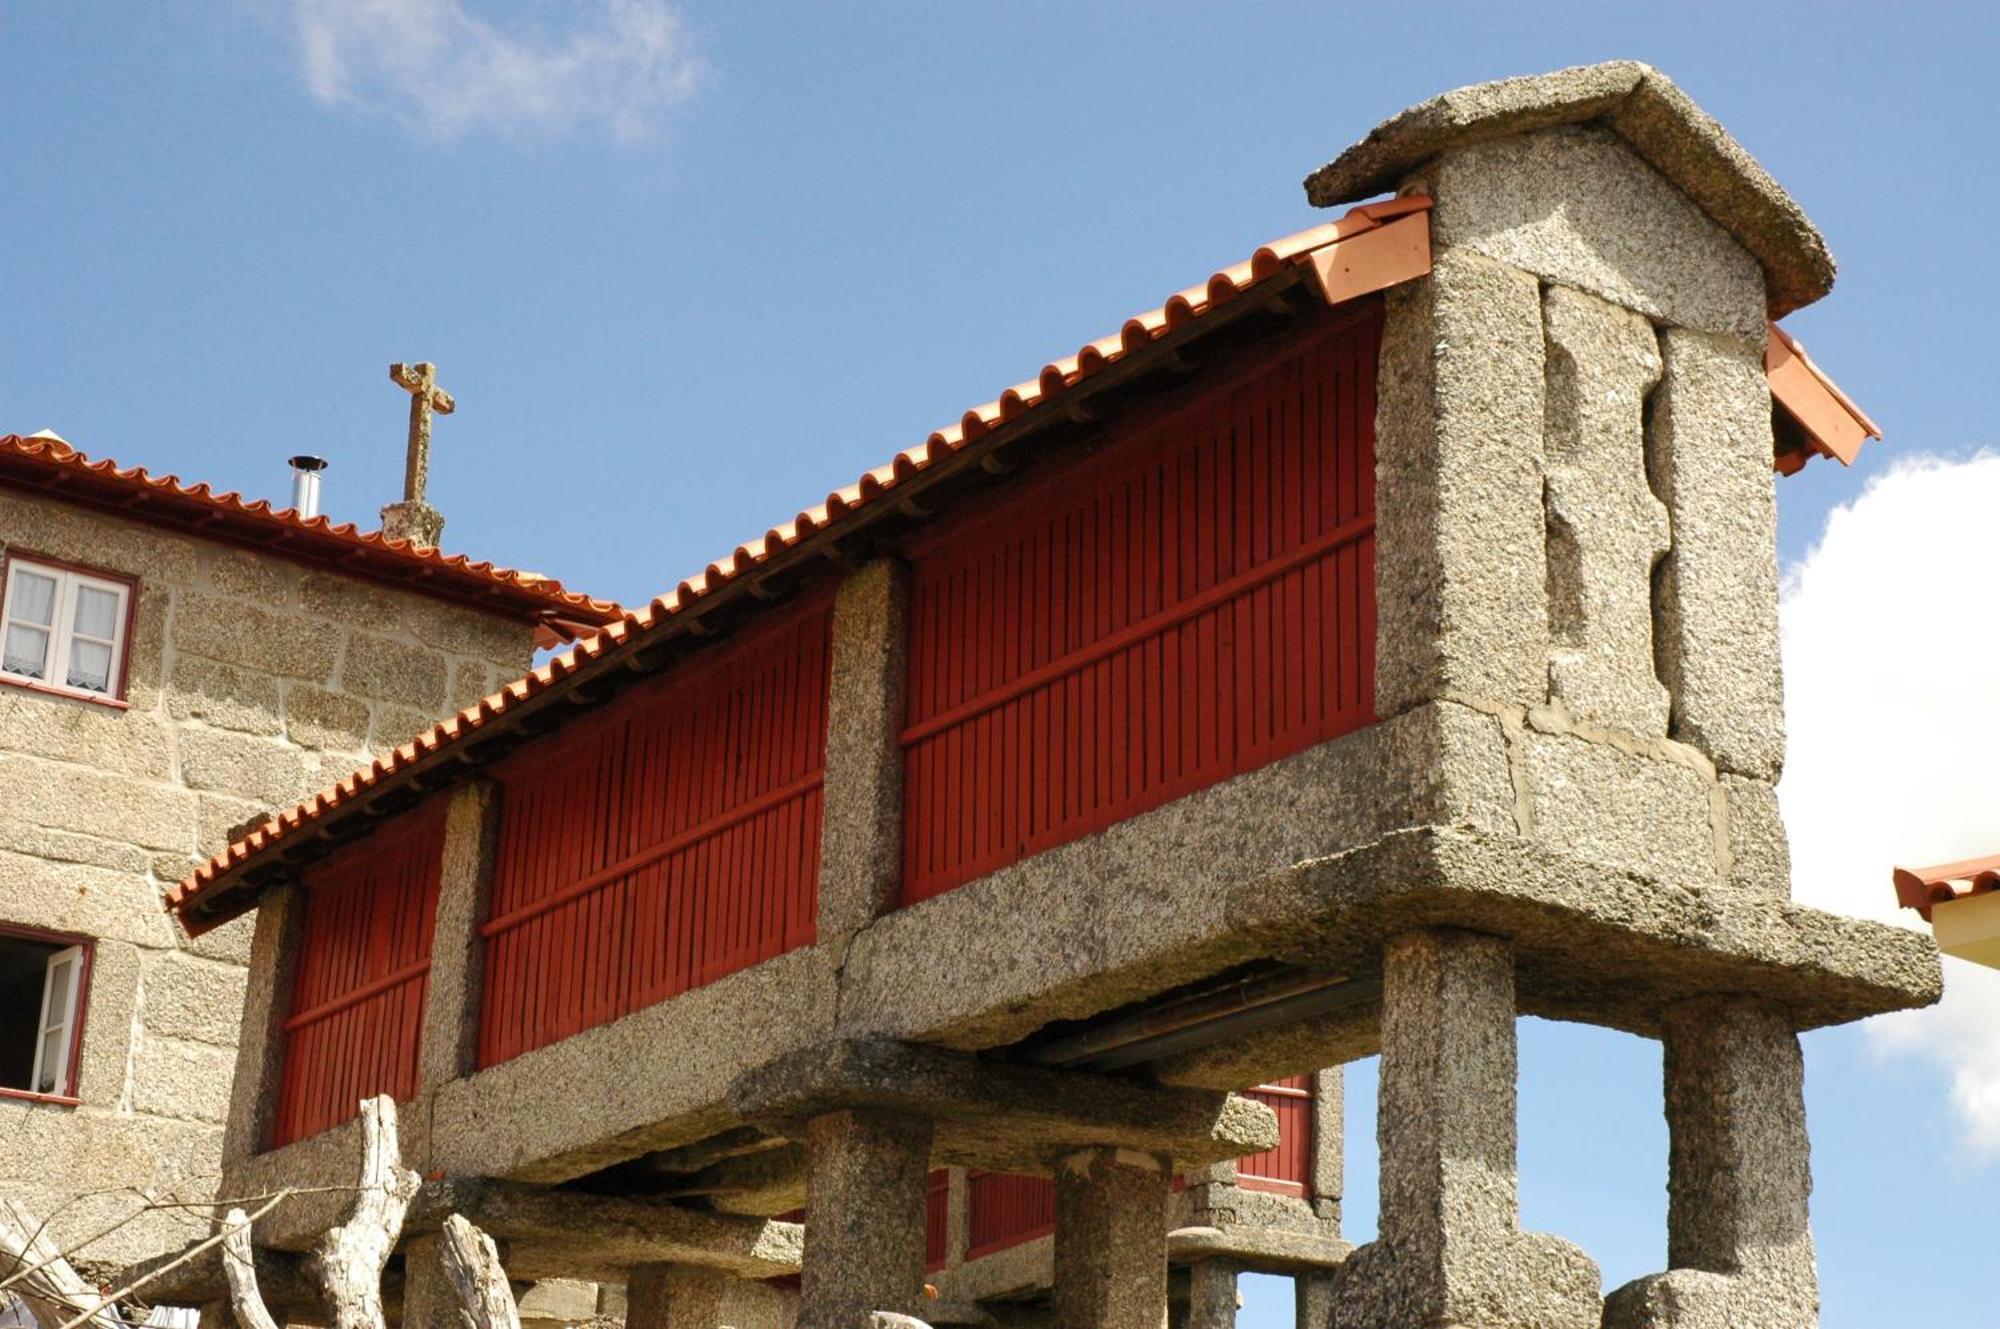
[287,455,328,519]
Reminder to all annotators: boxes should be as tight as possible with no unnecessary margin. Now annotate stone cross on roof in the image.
[381,361,454,548]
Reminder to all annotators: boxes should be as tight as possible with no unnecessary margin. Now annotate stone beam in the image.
[728,1038,1278,1174]
[428,1180,801,1283]
[1229,827,1940,1038]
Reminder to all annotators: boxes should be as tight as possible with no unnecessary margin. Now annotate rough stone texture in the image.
[799,1108,933,1328]
[1051,1149,1170,1329]
[1231,827,1938,1039]
[817,558,910,943]
[1184,1258,1239,1329]
[1424,128,1766,342]
[1540,285,1670,734]
[1650,326,1785,779]
[223,885,304,1163]
[421,781,500,1088]
[428,945,839,1183]
[1330,930,1600,1329]
[730,1039,1277,1176]
[400,1234,457,1329]
[1604,999,1816,1328]
[1301,61,1834,317]
[0,487,537,1276]
[1309,1068,1342,1224]
[1721,774,1791,902]
[840,700,1515,1049]
[1374,247,1549,717]
[626,1264,729,1329]
[1520,726,1717,890]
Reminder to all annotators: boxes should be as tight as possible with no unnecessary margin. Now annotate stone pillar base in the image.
[1329,1230,1600,1329]
[1604,1258,1816,1329]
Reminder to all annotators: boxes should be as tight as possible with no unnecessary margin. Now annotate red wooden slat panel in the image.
[924,1169,951,1272]
[966,1172,1056,1259]
[272,802,447,1149]
[901,307,1381,904]
[476,596,834,1069]
[1236,1074,1314,1195]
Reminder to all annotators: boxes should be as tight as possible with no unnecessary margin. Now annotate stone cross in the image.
[389,361,455,507]
[382,362,455,547]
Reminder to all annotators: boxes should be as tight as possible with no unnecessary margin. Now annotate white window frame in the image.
[0,555,133,702]
[30,944,85,1099]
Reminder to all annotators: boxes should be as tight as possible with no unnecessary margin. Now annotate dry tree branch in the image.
[48,1192,294,1329]
[437,1215,518,1329]
[303,1096,420,1329]
[217,1211,277,1329]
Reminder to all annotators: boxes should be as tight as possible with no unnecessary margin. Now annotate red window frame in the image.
[0,923,94,1108]
[0,549,140,709]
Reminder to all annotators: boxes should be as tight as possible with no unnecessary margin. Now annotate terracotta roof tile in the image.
[1893,855,2000,921]
[165,198,1435,928]
[0,432,622,638]
[1766,325,1881,475]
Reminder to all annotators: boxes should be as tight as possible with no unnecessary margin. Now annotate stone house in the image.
[0,429,619,1281]
[169,63,1938,1329]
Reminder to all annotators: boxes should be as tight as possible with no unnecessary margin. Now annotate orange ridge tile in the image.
[1893,854,2000,921]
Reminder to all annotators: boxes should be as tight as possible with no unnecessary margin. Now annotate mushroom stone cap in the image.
[1304,61,1835,317]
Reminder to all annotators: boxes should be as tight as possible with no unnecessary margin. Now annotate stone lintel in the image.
[1229,827,1941,1038]
[1303,61,1833,315]
[411,1178,802,1283]
[1167,1225,1351,1275]
[728,1038,1279,1173]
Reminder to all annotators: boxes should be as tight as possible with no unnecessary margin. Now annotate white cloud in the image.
[278,0,706,142]
[1780,450,2000,1155]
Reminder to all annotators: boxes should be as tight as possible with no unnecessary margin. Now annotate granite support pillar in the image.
[798,1108,933,1328]
[1051,1148,1170,1329]
[1329,928,1599,1327]
[817,558,911,944]
[1184,1258,1240,1329]
[626,1263,731,1329]
[1604,998,1817,1328]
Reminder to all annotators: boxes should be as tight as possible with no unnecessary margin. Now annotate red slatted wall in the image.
[272,803,447,1148]
[900,307,1380,903]
[1235,1075,1314,1195]
[966,1171,1056,1259]
[477,598,833,1068]
[924,1169,951,1271]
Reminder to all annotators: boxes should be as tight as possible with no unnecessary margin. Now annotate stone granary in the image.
[166,63,1940,1329]
[0,427,620,1283]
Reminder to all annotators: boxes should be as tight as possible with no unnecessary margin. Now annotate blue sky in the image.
[5,4,1994,1324]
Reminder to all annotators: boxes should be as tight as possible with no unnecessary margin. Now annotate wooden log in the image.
[0,1199,121,1329]
[436,1217,517,1329]
[217,1212,276,1329]
[304,1097,421,1329]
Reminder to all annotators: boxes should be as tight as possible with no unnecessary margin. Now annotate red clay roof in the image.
[1767,325,1881,475]
[166,198,1437,928]
[0,432,621,641]
[167,196,1885,931]
[1893,855,2000,922]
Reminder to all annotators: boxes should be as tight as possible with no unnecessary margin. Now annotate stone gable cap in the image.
[1302,61,1836,317]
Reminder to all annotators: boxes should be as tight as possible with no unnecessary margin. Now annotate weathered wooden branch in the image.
[0,1199,122,1329]
[218,1210,277,1329]
[869,1316,933,1328]
[303,1096,421,1329]
[437,1216,518,1329]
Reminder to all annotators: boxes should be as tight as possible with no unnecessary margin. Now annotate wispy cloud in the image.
[1780,449,2000,1156]
[277,0,706,142]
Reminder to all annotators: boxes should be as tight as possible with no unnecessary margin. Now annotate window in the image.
[0,555,133,702]
[0,930,90,1102]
